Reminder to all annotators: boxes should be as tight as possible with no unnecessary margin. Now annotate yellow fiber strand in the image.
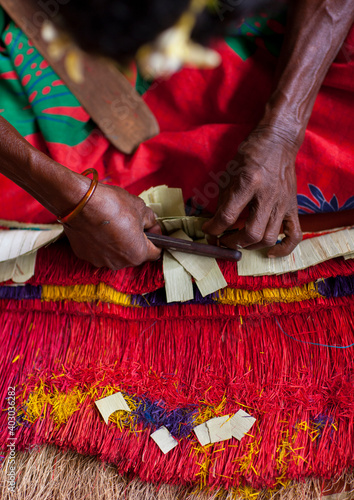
[22,382,50,423]
[195,449,213,489]
[194,396,227,426]
[233,436,262,476]
[23,383,140,433]
[22,381,325,495]
[96,283,132,306]
[109,410,136,431]
[217,282,320,306]
[42,284,134,307]
[234,400,254,411]
[49,389,82,426]
[274,424,310,482]
[230,484,263,500]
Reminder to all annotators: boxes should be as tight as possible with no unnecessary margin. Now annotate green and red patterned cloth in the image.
[0,7,353,222]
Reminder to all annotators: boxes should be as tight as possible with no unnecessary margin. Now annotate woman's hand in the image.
[63,184,162,269]
[202,126,303,257]
[0,117,161,270]
[203,0,354,258]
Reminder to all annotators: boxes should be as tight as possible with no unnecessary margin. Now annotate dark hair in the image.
[58,0,281,64]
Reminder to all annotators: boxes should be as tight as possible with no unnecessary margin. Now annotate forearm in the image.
[260,0,354,146]
[0,117,161,268]
[0,116,90,218]
[205,1,354,256]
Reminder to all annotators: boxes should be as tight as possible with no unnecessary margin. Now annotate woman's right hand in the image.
[62,184,162,270]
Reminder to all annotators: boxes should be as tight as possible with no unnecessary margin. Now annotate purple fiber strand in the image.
[131,285,216,307]
[0,285,42,300]
[317,275,354,298]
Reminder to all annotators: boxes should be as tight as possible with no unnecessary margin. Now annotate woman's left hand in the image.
[202,126,303,257]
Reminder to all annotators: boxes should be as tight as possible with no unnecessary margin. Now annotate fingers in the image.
[142,205,159,229]
[112,234,161,268]
[144,234,162,262]
[147,223,163,235]
[213,205,302,257]
[141,204,162,261]
[123,224,161,266]
[235,211,283,251]
[218,202,272,249]
[202,191,251,236]
[267,210,303,258]
[141,204,162,235]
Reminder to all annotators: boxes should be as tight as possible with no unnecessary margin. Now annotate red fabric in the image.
[1,28,354,223]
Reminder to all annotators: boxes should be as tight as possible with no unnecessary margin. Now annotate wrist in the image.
[256,102,307,152]
[58,169,99,224]
[25,148,92,218]
[249,118,303,155]
[0,116,92,218]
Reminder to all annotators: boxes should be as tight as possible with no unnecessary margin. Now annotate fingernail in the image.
[268,254,276,259]
[235,244,243,250]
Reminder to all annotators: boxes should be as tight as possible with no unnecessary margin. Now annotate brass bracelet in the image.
[57,168,99,224]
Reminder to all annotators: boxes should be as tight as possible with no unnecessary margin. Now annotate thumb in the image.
[202,210,232,236]
[203,197,248,236]
[142,207,162,261]
[143,206,159,229]
[144,235,162,262]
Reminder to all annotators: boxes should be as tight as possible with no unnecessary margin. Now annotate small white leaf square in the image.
[206,415,232,444]
[95,392,131,425]
[193,422,211,446]
[151,426,178,454]
[229,410,256,441]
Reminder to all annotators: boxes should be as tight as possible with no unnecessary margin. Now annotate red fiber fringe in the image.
[20,239,354,293]
[1,294,354,490]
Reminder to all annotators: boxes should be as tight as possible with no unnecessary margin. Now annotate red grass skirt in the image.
[1,241,354,492]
